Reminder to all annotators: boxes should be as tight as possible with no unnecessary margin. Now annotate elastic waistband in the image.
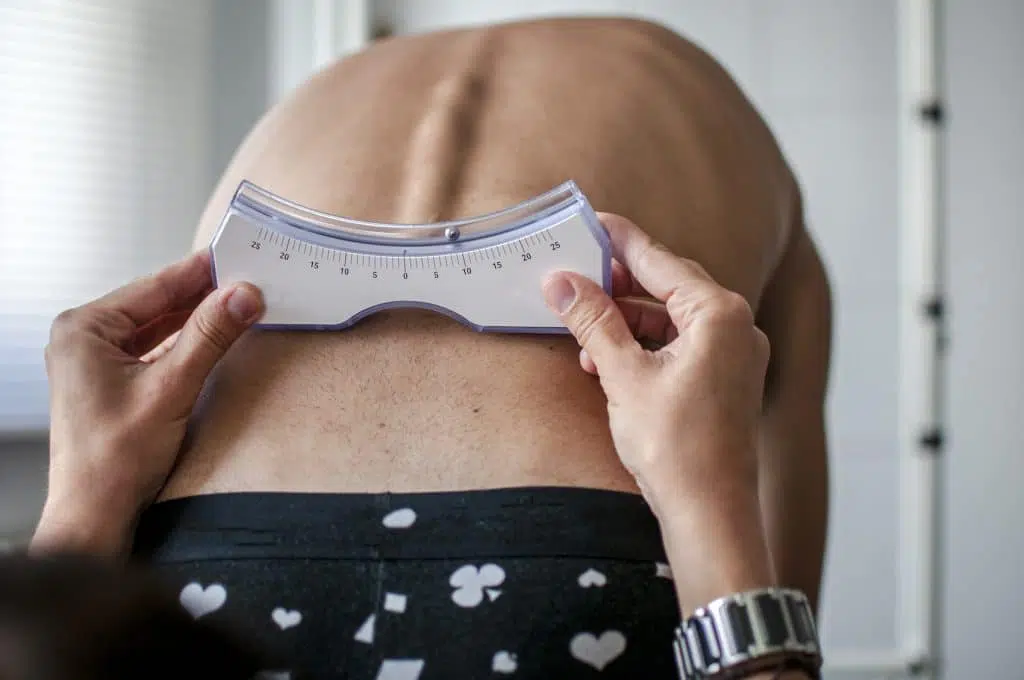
[131,486,667,564]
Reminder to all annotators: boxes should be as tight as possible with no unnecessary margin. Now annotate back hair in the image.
[0,552,269,680]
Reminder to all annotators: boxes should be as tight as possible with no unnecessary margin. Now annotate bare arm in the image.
[755,208,833,615]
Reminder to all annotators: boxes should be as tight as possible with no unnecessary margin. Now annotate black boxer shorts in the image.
[132,486,680,679]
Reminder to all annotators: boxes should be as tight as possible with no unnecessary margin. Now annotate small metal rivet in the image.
[444,227,460,242]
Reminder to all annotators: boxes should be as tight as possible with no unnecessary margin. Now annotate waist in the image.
[134,486,667,562]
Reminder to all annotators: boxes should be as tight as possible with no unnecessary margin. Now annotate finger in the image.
[154,282,264,410]
[87,250,214,329]
[132,311,191,357]
[542,271,642,376]
[610,259,650,299]
[579,348,597,375]
[140,329,181,364]
[130,281,214,354]
[597,213,720,303]
[617,298,679,347]
[610,259,631,297]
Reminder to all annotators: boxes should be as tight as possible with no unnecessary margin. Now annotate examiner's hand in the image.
[542,214,776,615]
[543,213,770,509]
[32,251,264,557]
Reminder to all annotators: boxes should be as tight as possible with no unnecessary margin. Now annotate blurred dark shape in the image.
[0,552,269,680]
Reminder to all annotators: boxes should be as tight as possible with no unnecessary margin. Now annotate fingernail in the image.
[225,285,261,323]
[543,276,576,314]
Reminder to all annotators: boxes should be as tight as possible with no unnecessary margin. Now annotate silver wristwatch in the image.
[672,587,822,679]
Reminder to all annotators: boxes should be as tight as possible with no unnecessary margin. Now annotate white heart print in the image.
[570,631,627,670]
[382,508,417,529]
[449,563,506,608]
[179,582,226,618]
[272,608,302,630]
[577,568,607,588]
[492,651,518,674]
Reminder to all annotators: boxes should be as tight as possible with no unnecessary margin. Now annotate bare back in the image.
[160,17,802,501]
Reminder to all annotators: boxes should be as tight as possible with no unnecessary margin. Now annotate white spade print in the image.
[179,582,226,618]
[375,659,425,680]
[382,508,417,529]
[655,562,673,579]
[449,563,506,608]
[577,568,607,588]
[492,651,518,674]
[570,631,627,671]
[354,614,376,644]
[272,608,302,630]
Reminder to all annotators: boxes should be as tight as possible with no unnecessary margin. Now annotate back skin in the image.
[160,17,832,609]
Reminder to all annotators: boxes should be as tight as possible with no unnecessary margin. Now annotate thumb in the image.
[543,272,640,375]
[159,283,264,402]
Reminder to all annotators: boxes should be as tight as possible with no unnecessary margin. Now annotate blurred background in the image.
[0,1,1021,678]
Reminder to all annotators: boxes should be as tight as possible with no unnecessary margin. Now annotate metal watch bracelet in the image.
[672,587,822,680]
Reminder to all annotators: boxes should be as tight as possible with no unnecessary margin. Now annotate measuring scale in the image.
[209,180,611,333]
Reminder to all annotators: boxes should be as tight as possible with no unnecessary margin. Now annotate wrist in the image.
[30,492,136,559]
[635,430,760,515]
[655,482,775,616]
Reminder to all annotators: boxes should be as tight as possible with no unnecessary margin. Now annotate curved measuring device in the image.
[209,180,611,333]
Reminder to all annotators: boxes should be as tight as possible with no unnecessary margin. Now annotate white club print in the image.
[179,582,226,619]
[655,562,673,579]
[577,568,607,588]
[375,659,425,680]
[354,614,376,644]
[492,651,518,674]
[570,631,627,671]
[382,508,417,529]
[272,608,302,630]
[449,563,506,608]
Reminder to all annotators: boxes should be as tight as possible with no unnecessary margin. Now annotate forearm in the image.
[757,416,829,613]
[656,482,775,618]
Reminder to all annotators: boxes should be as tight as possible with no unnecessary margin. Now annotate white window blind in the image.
[0,0,214,433]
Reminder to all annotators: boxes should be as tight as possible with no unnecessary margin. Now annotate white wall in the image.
[944,2,1024,679]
